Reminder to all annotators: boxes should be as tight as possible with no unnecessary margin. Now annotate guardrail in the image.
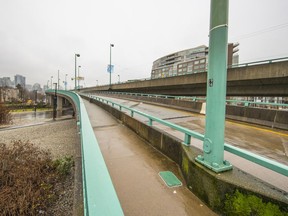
[80,57,288,88]
[86,93,288,177]
[46,90,124,216]
[229,56,288,68]
[98,91,288,109]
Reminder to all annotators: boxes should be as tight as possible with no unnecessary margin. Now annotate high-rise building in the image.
[151,43,239,79]
[0,77,13,87]
[14,74,26,88]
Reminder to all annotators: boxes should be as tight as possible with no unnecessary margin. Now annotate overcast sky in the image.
[0,0,287,89]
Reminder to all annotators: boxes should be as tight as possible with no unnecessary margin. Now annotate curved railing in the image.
[46,90,124,216]
[96,91,288,109]
[85,93,288,177]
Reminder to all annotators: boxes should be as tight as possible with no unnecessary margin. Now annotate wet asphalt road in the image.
[83,99,217,216]
[94,95,288,192]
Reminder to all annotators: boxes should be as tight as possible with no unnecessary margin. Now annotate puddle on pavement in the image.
[0,108,75,130]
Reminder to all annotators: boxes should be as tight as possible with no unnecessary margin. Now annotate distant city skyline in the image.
[0,0,287,88]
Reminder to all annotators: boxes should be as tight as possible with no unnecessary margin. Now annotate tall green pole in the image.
[109,44,114,89]
[196,0,232,172]
[75,54,77,90]
[75,54,80,90]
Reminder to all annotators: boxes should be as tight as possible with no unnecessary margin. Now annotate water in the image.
[0,108,76,130]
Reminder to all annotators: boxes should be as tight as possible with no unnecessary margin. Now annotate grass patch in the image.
[0,140,74,215]
[224,190,288,216]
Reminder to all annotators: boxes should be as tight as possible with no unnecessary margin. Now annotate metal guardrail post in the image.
[148,118,153,126]
[183,134,191,146]
[195,0,232,172]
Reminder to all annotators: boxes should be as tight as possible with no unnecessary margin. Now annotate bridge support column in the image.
[196,0,232,172]
[57,96,63,117]
[46,94,52,106]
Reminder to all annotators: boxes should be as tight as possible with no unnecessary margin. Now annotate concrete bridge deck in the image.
[83,99,216,216]
[90,95,288,193]
[81,60,288,96]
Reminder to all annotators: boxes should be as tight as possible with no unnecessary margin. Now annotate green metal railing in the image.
[97,91,288,109]
[229,56,288,68]
[86,94,288,177]
[46,90,124,216]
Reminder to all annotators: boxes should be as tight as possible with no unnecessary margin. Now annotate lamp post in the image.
[78,65,81,89]
[195,0,232,173]
[96,80,98,86]
[53,83,57,120]
[34,90,37,112]
[65,74,68,90]
[118,74,120,84]
[50,76,53,89]
[57,70,60,90]
[75,54,80,90]
[109,44,114,89]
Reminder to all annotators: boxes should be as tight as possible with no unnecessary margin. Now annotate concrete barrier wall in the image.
[100,94,288,130]
[84,95,288,214]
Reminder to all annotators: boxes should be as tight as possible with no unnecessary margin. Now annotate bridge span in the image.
[81,58,288,96]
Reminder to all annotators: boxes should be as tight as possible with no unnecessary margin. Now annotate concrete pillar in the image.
[46,95,52,106]
[57,96,63,117]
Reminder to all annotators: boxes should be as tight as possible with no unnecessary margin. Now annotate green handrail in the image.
[86,93,288,177]
[46,90,124,216]
[98,91,288,109]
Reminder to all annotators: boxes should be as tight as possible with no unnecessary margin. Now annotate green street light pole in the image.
[78,65,81,89]
[65,74,68,90]
[109,44,114,89]
[195,0,232,172]
[50,76,53,89]
[75,54,80,90]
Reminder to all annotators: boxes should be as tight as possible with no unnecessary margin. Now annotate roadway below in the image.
[83,99,217,216]
[92,95,288,193]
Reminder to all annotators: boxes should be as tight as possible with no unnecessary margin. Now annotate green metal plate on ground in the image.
[159,171,182,187]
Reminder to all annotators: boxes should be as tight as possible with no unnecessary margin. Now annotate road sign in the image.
[107,64,114,73]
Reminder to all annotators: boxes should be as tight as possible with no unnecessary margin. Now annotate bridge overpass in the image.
[81,58,288,96]
[46,90,288,215]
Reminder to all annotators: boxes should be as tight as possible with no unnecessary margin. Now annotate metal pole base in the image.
[195,155,232,173]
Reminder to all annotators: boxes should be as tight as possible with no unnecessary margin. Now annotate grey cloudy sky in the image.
[0,0,288,89]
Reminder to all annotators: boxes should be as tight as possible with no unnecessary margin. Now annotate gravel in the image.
[0,116,81,215]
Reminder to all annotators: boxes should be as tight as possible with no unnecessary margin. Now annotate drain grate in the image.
[159,171,182,188]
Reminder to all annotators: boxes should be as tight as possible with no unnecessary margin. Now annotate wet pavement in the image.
[0,109,74,131]
[94,96,288,192]
[83,100,217,216]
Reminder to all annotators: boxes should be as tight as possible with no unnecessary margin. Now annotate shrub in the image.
[0,103,12,124]
[52,156,74,177]
[0,140,74,215]
[224,190,288,216]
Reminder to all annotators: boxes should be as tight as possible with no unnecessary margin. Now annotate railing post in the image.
[183,134,191,146]
[148,118,153,126]
[195,0,232,172]
[131,110,134,117]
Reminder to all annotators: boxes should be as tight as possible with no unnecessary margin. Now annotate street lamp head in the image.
[76,54,80,57]
[110,44,114,47]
